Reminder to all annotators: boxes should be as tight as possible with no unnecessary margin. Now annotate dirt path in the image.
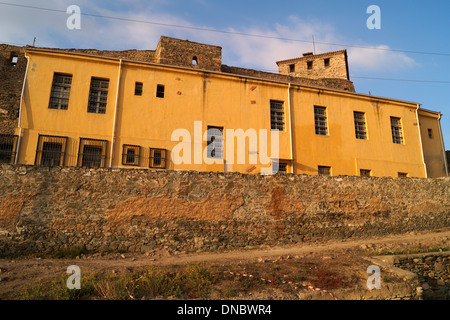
[1,227,449,299]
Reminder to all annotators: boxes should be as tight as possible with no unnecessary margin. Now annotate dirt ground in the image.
[1,227,449,300]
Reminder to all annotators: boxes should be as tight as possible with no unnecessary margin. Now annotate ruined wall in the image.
[0,165,448,257]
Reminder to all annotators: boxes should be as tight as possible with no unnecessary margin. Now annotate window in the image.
[390,117,403,144]
[35,135,68,166]
[273,160,288,174]
[360,169,371,177]
[428,129,433,139]
[307,61,313,70]
[206,126,223,159]
[192,56,198,66]
[122,145,140,166]
[135,82,143,96]
[324,58,330,67]
[289,64,295,73]
[150,148,167,169]
[77,138,108,168]
[48,73,72,110]
[156,84,165,98]
[314,106,328,136]
[354,111,367,140]
[88,78,109,114]
[318,166,331,176]
[0,134,18,164]
[398,172,408,178]
[270,100,284,131]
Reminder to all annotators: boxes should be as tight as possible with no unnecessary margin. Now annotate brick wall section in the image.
[277,50,350,80]
[0,165,448,256]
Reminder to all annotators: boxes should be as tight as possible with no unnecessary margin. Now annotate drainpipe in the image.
[14,53,30,164]
[288,83,294,173]
[437,113,449,177]
[109,59,122,168]
[415,104,428,178]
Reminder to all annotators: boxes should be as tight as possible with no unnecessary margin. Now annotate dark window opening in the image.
[398,172,408,178]
[318,166,331,176]
[289,64,295,73]
[354,111,367,140]
[156,84,165,98]
[135,82,143,96]
[314,106,328,136]
[360,169,371,177]
[49,73,72,110]
[192,56,198,66]
[206,126,223,159]
[150,148,167,169]
[274,161,288,174]
[391,117,403,144]
[122,144,140,166]
[307,61,313,70]
[324,58,330,67]
[428,128,433,139]
[0,134,18,164]
[78,138,107,168]
[35,135,67,166]
[88,78,109,114]
[270,100,285,131]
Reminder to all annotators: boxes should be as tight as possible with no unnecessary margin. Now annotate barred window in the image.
[35,135,68,166]
[273,160,288,174]
[0,134,18,164]
[270,100,284,131]
[318,165,331,176]
[354,111,367,140]
[122,144,140,166]
[48,73,72,110]
[78,138,108,168]
[206,126,223,159]
[88,78,109,114]
[314,106,328,136]
[390,117,403,144]
[135,82,143,96]
[156,84,165,98]
[150,148,167,169]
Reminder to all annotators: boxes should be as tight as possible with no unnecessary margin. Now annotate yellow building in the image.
[3,36,448,178]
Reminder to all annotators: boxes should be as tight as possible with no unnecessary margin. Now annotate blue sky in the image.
[1,0,449,147]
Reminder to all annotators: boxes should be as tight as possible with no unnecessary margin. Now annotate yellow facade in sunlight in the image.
[14,48,447,178]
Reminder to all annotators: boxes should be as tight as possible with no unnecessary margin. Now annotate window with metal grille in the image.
[206,126,223,159]
[314,106,328,135]
[87,78,109,114]
[156,84,165,98]
[35,135,67,166]
[273,161,288,174]
[360,169,371,177]
[77,138,108,168]
[122,144,140,166]
[390,117,403,144]
[0,134,18,164]
[270,100,284,131]
[354,111,367,140]
[318,165,331,176]
[48,73,72,110]
[135,82,143,96]
[149,148,167,169]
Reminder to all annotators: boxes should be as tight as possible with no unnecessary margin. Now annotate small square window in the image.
[0,134,18,164]
[307,61,313,70]
[324,58,330,67]
[78,138,108,168]
[427,129,433,139]
[360,169,371,177]
[35,135,68,167]
[398,172,408,178]
[273,161,288,174]
[289,64,295,73]
[135,82,143,96]
[122,144,140,166]
[318,166,331,176]
[150,148,167,169]
[156,84,165,98]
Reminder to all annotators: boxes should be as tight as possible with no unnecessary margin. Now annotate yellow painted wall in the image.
[16,49,441,178]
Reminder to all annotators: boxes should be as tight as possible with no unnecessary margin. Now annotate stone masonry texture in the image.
[0,165,448,257]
